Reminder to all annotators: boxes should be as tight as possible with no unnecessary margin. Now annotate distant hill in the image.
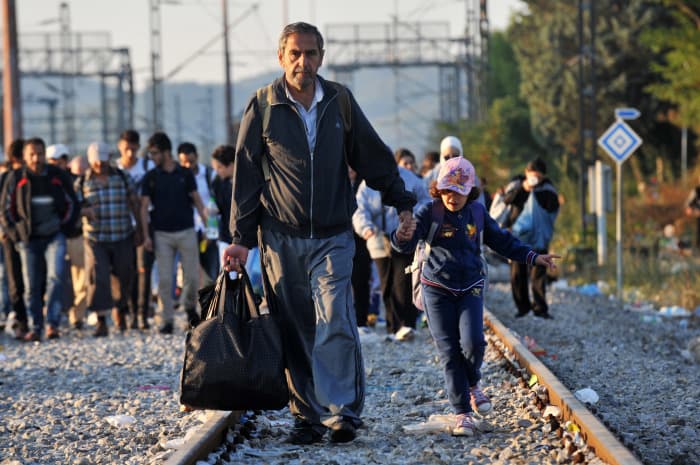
[19,67,443,160]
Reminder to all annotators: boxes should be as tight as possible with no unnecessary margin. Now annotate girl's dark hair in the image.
[429,180,481,202]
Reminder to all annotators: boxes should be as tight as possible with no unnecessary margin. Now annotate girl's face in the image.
[440,189,468,212]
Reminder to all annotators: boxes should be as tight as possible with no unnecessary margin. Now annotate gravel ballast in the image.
[0,281,697,465]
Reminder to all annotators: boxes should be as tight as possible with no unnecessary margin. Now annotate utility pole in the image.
[2,0,23,146]
[222,0,233,144]
[150,0,164,131]
[59,2,75,147]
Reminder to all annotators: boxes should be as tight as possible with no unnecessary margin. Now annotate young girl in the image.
[392,157,559,436]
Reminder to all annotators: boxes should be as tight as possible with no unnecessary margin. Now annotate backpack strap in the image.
[422,200,445,260]
[256,84,274,183]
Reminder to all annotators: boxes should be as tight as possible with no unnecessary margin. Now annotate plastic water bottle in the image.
[205,197,220,240]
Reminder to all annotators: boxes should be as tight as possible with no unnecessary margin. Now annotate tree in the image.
[643,1,700,131]
[510,0,678,177]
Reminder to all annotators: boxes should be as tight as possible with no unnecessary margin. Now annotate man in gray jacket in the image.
[223,22,416,444]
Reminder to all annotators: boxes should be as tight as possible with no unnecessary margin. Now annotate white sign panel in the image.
[597,119,643,165]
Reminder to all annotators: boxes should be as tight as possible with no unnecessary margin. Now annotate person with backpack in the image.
[177,142,218,283]
[0,137,80,342]
[140,132,207,335]
[503,158,560,319]
[223,22,416,444]
[76,142,143,337]
[392,156,559,437]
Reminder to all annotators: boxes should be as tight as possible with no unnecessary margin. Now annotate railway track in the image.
[163,308,643,465]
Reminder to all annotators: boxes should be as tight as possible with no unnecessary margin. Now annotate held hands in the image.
[535,253,561,270]
[396,210,417,243]
[223,244,249,272]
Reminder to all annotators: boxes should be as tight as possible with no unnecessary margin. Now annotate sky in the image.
[15,0,526,91]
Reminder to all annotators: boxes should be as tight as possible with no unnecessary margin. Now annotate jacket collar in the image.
[270,74,339,107]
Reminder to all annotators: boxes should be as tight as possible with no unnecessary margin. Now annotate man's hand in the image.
[396,210,416,243]
[143,236,153,252]
[223,244,249,272]
[534,253,561,270]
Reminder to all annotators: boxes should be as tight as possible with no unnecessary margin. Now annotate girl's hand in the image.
[535,253,560,270]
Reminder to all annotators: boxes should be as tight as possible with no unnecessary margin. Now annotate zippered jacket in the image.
[0,164,79,243]
[393,200,538,292]
[231,75,416,248]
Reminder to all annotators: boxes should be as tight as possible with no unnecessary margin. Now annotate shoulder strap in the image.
[256,85,274,183]
[326,82,352,133]
[114,167,130,191]
[425,200,445,245]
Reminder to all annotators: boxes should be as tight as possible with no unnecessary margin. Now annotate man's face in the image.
[118,139,140,163]
[148,147,165,167]
[178,152,197,171]
[24,143,46,173]
[212,159,233,179]
[278,32,324,93]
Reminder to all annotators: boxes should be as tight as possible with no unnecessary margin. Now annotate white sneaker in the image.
[395,326,415,341]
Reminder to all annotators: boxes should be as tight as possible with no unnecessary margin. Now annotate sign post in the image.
[597,108,642,302]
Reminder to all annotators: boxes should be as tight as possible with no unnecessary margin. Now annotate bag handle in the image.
[208,267,262,323]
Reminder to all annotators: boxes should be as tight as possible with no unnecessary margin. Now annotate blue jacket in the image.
[511,181,559,250]
[393,200,538,292]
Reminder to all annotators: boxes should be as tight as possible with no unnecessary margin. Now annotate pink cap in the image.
[436,157,475,196]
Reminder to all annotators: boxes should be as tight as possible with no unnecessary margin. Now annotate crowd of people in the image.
[1,20,563,446]
[0,131,238,341]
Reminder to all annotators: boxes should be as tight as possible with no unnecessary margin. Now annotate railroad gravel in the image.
[0,280,697,465]
[486,281,700,465]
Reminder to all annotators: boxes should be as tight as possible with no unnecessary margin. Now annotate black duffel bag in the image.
[179,267,289,411]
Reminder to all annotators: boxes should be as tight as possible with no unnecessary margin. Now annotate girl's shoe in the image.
[470,385,492,414]
[452,413,476,436]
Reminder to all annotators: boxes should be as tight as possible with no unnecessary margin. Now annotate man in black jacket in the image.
[0,137,79,341]
[223,22,416,444]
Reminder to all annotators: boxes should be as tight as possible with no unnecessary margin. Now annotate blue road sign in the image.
[614,107,641,120]
[598,119,643,164]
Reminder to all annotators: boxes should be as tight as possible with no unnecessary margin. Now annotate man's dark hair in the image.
[7,138,24,162]
[211,144,235,166]
[177,142,197,157]
[24,137,46,151]
[526,157,547,175]
[279,22,324,53]
[119,129,140,144]
[148,132,172,152]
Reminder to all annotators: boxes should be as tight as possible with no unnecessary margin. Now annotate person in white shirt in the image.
[177,142,218,283]
[116,129,155,330]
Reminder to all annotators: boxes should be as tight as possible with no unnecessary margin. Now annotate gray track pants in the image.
[261,229,365,429]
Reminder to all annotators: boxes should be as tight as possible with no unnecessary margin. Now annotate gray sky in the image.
[16,0,525,90]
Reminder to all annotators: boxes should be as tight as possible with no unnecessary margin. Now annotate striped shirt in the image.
[76,167,136,242]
